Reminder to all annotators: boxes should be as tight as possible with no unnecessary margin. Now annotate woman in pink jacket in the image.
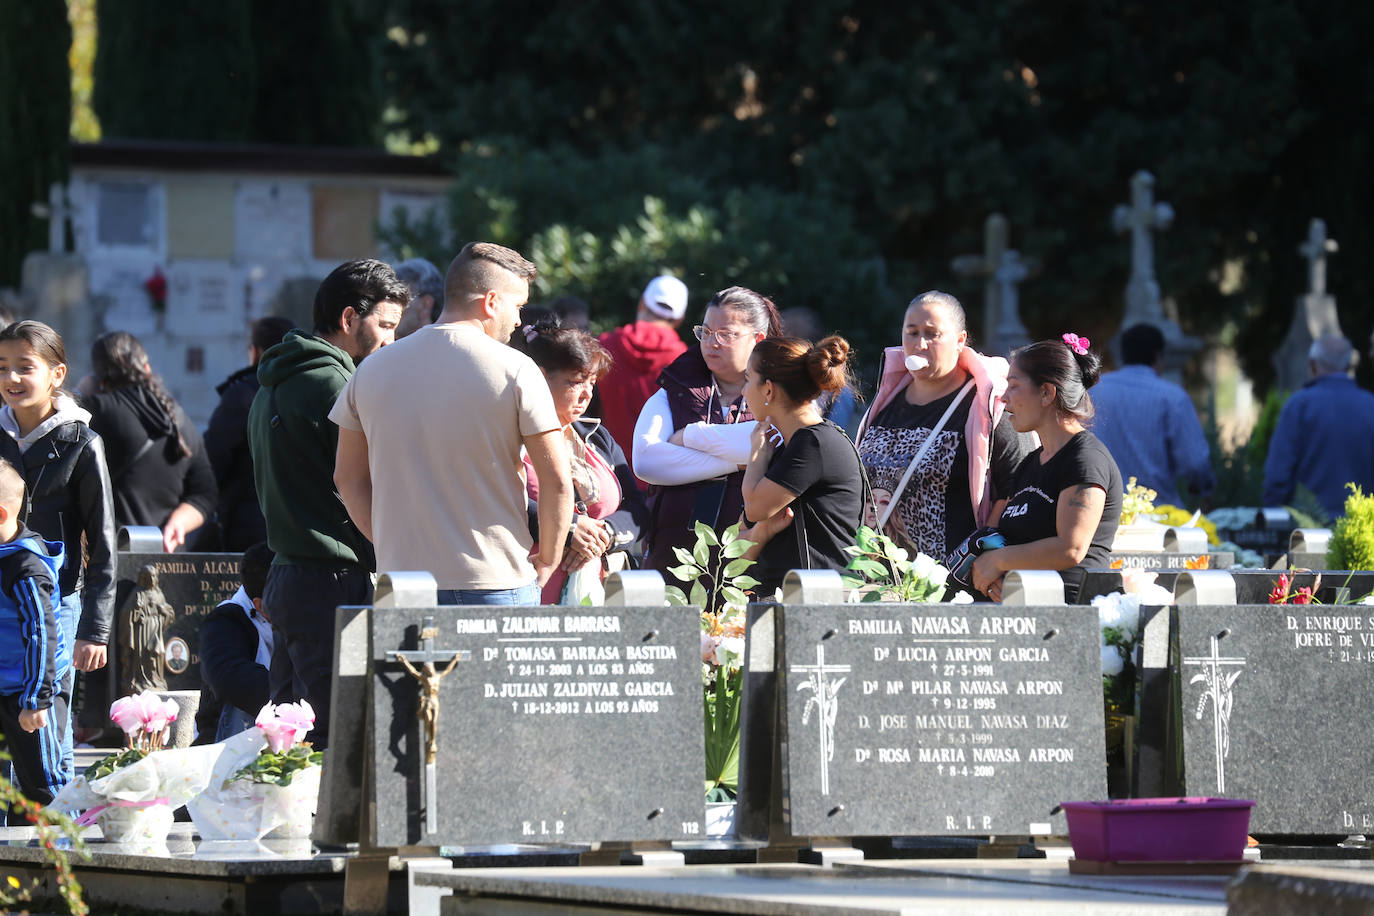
[856,291,1032,564]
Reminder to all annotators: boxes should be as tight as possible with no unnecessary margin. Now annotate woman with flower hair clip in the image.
[972,333,1123,603]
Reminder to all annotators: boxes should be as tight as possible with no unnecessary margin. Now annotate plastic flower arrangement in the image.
[666,521,760,801]
[840,525,953,603]
[1118,477,1157,527]
[85,692,181,780]
[1268,572,1317,605]
[229,701,322,787]
[1151,504,1221,546]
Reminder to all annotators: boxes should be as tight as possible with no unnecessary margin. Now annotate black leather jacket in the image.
[0,422,117,644]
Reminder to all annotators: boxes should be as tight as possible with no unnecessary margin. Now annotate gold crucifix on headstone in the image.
[387,615,471,835]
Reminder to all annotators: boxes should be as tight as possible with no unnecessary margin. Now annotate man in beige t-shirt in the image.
[331,242,573,602]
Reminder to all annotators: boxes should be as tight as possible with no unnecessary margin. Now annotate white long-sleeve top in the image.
[632,389,758,487]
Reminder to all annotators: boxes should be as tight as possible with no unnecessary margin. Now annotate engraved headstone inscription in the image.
[779,605,1107,837]
[1179,605,1374,833]
[1110,552,1234,571]
[369,605,704,846]
[81,548,242,729]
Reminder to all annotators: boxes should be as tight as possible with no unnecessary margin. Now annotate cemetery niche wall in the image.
[367,604,705,847]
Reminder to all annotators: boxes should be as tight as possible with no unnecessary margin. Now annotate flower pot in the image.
[96,802,174,844]
[1061,797,1255,862]
[254,766,321,840]
[706,801,736,838]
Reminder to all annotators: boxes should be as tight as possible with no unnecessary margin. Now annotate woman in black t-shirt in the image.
[740,336,864,596]
[972,335,1123,603]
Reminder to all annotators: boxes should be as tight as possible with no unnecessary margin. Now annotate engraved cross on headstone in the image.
[1183,635,1246,794]
[1299,218,1339,299]
[1112,170,1174,325]
[387,615,470,835]
[790,644,851,796]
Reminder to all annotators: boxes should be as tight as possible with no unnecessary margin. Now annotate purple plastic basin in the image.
[1061,797,1255,862]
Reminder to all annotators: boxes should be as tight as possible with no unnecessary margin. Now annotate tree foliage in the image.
[371,0,1373,393]
[93,0,380,146]
[0,0,70,287]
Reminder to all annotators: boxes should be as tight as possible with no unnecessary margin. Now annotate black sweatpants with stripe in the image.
[0,690,68,814]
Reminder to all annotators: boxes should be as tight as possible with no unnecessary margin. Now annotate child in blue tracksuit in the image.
[0,458,67,809]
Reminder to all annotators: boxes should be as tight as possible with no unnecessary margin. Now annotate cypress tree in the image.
[0,0,71,287]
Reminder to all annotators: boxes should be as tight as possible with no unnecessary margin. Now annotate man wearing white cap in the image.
[597,276,689,480]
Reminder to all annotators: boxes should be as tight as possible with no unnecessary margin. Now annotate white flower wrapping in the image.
[49,735,247,816]
[185,727,319,841]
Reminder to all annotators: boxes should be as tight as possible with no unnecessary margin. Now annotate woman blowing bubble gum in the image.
[0,321,116,780]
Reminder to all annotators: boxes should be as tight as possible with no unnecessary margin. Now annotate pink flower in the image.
[109,696,143,736]
[255,702,312,753]
[1119,568,1157,595]
[274,700,315,734]
[701,632,720,665]
[144,695,180,734]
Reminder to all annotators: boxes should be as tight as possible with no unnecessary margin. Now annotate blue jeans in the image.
[437,583,539,606]
[55,593,80,782]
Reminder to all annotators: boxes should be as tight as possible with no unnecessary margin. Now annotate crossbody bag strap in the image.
[875,379,976,532]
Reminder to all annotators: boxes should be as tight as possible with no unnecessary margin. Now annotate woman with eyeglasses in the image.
[633,286,783,580]
[856,291,1032,578]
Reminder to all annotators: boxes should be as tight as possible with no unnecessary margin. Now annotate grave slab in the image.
[369,605,704,847]
[768,605,1107,838]
[417,860,1231,914]
[1178,605,1374,832]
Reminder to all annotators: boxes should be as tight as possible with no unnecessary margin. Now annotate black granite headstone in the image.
[775,604,1107,837]
[79,551,242,729]
[1178,604,1374,832]
[369,605,704,847]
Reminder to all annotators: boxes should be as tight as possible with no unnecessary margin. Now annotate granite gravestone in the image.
[80,539,242,729]
[1077,570,1183,605]
[1178,605,1374,833]
[777,605,1107,837]
[369,605,703,847]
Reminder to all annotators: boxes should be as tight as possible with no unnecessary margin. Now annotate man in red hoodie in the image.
[597,276,689,484]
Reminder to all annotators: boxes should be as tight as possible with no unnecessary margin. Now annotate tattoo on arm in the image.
[1066,484,1094,510]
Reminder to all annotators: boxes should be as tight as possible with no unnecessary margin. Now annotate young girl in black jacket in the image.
[0,321,117,779]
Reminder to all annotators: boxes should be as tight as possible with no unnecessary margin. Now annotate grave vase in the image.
[705,801,737,837]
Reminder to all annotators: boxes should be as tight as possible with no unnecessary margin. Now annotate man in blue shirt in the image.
[1264,335,1374,518]
[1092,323,1215,507]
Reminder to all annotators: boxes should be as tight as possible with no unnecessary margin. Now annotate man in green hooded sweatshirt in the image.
[248,259,407,750]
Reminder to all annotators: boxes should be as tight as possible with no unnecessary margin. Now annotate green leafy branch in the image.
[663,521,760,612]
[228,744,323,788]
[839,526,948,603]
[0,747,89,915]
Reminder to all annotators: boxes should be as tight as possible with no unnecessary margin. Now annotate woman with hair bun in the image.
[515,318,648,604]
[972,334,1123,603]
[740,335,865,596]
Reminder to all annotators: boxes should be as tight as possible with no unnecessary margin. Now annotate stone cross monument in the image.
[951,214,1035,356]
[990,249,1032,357]
[1272,218,1343,393]
[1110,171,1199,382]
